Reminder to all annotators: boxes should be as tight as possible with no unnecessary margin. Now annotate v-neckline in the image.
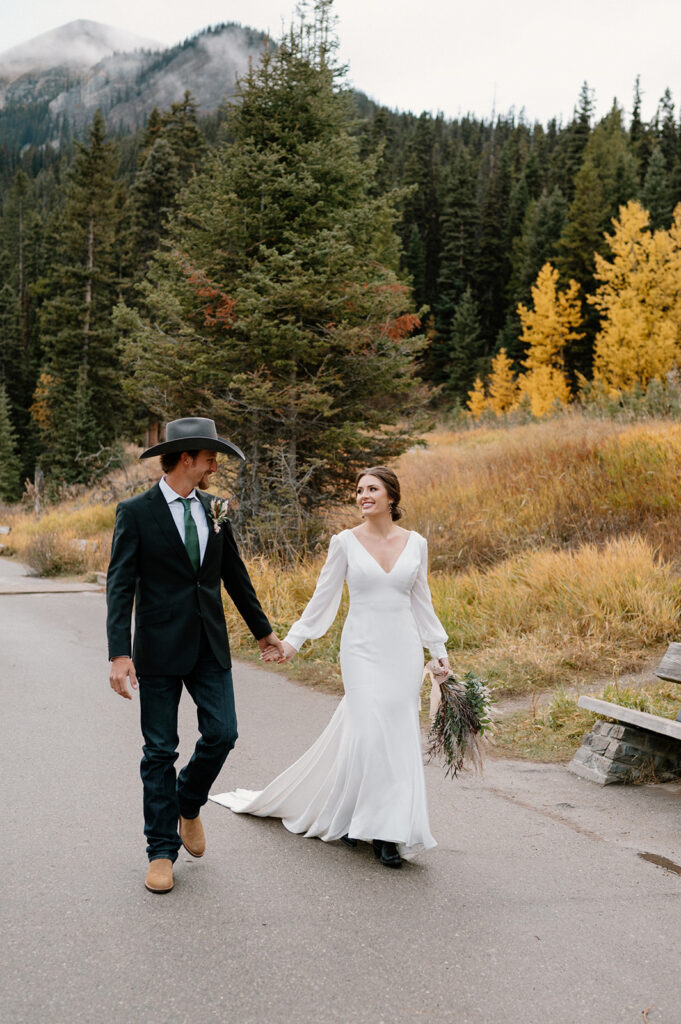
[349,529,413,575]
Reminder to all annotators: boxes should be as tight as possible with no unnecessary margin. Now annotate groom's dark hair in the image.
[160,450,200,473]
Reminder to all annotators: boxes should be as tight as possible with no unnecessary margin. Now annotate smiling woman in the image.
[210,465,450,869]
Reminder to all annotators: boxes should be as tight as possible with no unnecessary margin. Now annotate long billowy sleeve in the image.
[284,534,347,652]
[410,534,448,660]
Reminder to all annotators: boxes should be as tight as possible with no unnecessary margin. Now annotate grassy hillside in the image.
[400,418,681,571]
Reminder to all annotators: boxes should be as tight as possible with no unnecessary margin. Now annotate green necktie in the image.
[179,497,200,572]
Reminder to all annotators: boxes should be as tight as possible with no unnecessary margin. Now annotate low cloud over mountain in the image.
[0,19,267,147]
[0,20,162,81]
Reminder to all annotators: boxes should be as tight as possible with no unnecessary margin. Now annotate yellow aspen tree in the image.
[516,262,582,417]
[590,200,681,394]
[467,376,487,419]
[487,348,518,415]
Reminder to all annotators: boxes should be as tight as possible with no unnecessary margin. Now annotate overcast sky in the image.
[2,0,680,126]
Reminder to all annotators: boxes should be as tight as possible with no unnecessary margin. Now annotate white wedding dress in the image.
[210,529,448,860]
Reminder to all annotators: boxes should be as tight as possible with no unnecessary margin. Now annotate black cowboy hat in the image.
[139,417,245,460]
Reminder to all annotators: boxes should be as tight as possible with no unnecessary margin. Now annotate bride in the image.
[210,466,449,868]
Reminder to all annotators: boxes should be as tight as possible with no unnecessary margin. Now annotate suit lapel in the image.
[197,491,219,575]
[146,483,196,574]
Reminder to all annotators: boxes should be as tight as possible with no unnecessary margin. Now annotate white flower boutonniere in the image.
[208,497,231,534]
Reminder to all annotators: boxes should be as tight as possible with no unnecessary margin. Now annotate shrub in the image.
[23,533,88,577]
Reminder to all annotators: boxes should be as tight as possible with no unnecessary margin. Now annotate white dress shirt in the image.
[159,476,209,565]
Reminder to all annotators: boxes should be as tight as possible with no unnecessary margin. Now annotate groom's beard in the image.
[197,473,213,490]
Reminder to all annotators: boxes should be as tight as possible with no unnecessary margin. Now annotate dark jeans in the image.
[138,631,237,862]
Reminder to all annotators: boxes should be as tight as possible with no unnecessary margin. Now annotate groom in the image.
[107,417,284,893]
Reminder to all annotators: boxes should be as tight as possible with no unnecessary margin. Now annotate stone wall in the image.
[569,720,681,786]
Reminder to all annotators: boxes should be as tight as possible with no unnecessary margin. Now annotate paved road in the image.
[2,564,681,1024]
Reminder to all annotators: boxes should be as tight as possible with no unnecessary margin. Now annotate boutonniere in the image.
[208,497,231,534]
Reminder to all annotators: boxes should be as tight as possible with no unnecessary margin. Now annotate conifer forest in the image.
[2,1,681,541]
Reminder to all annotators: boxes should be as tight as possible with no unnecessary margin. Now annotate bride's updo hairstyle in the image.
[355,466,403,522]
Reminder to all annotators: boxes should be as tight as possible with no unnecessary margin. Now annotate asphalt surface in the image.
[2,560,681,1024]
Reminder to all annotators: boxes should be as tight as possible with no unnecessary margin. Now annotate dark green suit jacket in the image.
[106,484,271,675]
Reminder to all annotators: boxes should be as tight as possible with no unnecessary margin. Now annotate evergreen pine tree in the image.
[630,77,644,156]
[0,383,22,501]
[670,130,681,209]
[444,286,482,397]
[36,111,124,483]
[559,162,605,288]
[0,279,20,391]
[359,106,398,193]
[434,148,478,333]
[400,112,443,310]
[0,167,53,479]
[125,137,181,278]
[123,93,207,287]
[561,105,638,286]
[556,82,594,202]
[157,91,206,180]
[641,145,672,230]
[509,187,567,312]
[116,1,428,549]
[656,88,677,174]
[629,76,654,180]
[140,107,163,155]
[559,105,638,375]
[506,172,531,251]
[476,143,512,349]
[405,225,426,309]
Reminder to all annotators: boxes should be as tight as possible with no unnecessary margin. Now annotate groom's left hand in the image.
[258,632,286,662]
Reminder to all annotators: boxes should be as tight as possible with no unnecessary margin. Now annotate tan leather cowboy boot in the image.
[145,858,174,893]
[179,814,206,857]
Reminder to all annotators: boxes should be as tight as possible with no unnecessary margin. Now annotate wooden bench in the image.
[568,696,681,786]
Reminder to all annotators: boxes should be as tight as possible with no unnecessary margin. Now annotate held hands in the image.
[109,656,138,700]
[258,633,296,664]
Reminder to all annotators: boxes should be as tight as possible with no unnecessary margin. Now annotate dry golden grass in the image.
[430,534,681,693]
[397,415,681,571]
[2,502,116,574]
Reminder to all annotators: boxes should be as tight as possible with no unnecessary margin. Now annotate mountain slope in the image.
[0,20,161,82]
[0,21,268,147]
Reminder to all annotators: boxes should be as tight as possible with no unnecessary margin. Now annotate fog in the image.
[0,20,262,131]
[0,19,161,82]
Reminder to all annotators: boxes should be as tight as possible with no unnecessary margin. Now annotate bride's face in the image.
[356,475,390,518]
